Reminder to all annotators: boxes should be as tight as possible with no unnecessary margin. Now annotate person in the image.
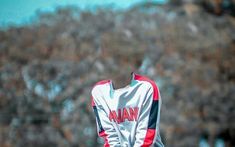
[91,58,164,146]
[91,72,164,146]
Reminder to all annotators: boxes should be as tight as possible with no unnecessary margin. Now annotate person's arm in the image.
[134,84,164,147]
[91,88,121,147]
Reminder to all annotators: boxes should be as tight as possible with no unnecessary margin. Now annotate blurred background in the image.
[0,0,235,147]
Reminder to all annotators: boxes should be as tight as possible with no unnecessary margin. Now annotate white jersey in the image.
[91,72,164,147]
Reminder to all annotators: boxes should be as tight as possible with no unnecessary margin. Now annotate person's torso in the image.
[95,77,152,146]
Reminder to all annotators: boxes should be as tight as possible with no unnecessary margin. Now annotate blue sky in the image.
[0,0,167,27]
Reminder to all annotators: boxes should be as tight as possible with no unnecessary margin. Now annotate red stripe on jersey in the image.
[99,131,110,147]
[134,74,159,100]
[141,129,156,147]
[91,95,95,106]
[95,80,111,86]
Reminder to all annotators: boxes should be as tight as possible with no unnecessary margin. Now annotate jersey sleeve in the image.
[133,84,164,147]
[91,87,121,147]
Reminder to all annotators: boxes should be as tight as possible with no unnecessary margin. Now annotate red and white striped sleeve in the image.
[91,80,121,147]
[133,75,164,147]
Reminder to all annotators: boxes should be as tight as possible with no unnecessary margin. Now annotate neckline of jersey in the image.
[110,72,136,92]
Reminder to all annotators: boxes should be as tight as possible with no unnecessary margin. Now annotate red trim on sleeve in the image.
[99,131,110,147]
[141,129,156,147]
[95,80,111,86]
[91,95,95,106]
[134,74,159,100]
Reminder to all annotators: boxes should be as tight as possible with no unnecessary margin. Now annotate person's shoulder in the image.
[134,73,157,87]
[134,73,159,100]
[91,79,111,106]
[91,79,111,92]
